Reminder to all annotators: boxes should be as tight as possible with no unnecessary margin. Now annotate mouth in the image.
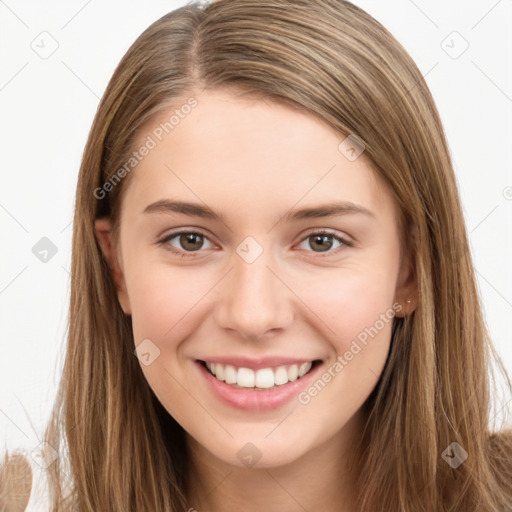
[196,357,323,411]
[199,359,322,390]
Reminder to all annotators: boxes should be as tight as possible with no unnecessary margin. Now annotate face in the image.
[95,88,415,470]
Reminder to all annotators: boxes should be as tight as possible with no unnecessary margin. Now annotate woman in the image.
[3,0,511,510]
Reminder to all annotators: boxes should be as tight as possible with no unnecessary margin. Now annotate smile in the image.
[203,360,315,389]
[196,358,323,411]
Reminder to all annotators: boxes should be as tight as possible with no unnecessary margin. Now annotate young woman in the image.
[3,0,511,510]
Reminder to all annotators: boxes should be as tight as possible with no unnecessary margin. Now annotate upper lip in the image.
[198,356,319,370]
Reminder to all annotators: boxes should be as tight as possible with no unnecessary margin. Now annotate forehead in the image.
[121,89,396,225]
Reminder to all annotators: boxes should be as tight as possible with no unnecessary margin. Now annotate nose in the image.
[213,249,294,341]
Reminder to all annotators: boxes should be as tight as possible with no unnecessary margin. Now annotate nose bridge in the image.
[214,238,293,340]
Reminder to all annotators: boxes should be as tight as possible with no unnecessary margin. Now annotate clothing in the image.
[25,456,51,511]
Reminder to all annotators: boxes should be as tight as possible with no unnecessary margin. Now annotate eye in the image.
[158,230,215,258]
[296,229,352,256]
[158,228,352,258]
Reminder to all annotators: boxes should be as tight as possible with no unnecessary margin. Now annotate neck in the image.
[184,409,365,512]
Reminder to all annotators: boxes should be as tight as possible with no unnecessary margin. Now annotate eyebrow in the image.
[143,199,376,224]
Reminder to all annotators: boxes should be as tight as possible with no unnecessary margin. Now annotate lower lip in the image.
[195,360,321,411]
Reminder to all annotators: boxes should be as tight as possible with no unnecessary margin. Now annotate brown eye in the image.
[178,232,204,251]
[297,230,351,255]
[308,233,335,252]
[159,231,214,257]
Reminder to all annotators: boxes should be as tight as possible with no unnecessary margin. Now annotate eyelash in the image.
[157,229,353,259]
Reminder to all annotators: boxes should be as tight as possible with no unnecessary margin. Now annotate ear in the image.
[94,218,131,315]
[394,222,418,317]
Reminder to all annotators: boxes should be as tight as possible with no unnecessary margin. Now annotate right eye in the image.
[158,230,216,257]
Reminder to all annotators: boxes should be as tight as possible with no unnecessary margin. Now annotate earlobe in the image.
[396,258,417,316]
[395,224,418,317]
[94,218,131,315]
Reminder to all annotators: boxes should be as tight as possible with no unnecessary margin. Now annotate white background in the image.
[1,0,511,490]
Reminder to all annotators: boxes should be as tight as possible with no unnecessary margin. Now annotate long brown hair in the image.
[31,0,512,509]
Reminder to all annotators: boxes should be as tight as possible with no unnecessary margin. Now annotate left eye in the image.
[158,229,351,258]
[297,230,351,255]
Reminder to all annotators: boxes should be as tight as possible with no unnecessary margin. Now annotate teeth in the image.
[288,364,298,382]
[215,363,225,381]
[224,365,237,384]
[237,367,255,387]
[299,362,312,377]
[204,361,315,389]
[255,368,274,389]
[274,366,289,385]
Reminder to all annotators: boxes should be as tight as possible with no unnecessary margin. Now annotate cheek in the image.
[127,263,213,343]
[296,263,398,344]
[291,264,398,409]
[125,265,212,423]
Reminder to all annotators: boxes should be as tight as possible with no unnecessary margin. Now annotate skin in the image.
[95,88,417,512]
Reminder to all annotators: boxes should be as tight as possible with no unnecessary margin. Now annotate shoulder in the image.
[0,449,51,511]
[25,452,52,511]
[0,451,32,511]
